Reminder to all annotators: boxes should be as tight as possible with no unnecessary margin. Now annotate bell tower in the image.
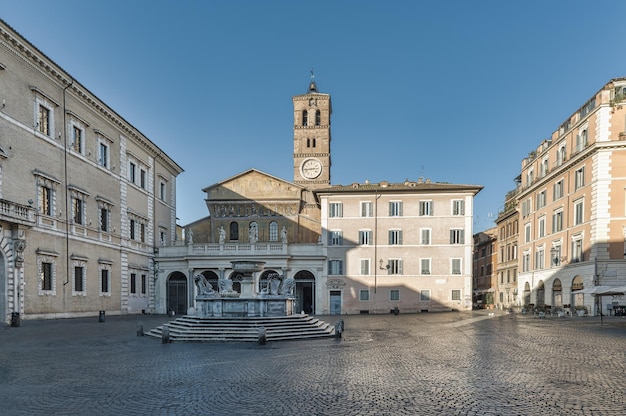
[293,72,331,189]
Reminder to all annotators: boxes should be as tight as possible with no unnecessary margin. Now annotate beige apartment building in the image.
[317,180,482,314]
[494,189,520,309]
[0,20,183,323]
[517,78,626,315]
[472,227,497,308]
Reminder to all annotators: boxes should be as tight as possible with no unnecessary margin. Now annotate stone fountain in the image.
[193,260,295,317]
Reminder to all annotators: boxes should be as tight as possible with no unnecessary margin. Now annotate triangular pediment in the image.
[203,169,304,202]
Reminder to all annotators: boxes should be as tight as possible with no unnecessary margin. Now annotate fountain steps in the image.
[145,314,336,342]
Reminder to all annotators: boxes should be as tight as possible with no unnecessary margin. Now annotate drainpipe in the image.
[62,79,74,293]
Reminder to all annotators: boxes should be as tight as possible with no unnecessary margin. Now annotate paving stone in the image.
[1,312,625,415]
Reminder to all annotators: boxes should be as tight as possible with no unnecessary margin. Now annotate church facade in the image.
[156,79,482,315]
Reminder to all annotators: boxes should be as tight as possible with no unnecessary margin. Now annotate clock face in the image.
[301,159,322,179]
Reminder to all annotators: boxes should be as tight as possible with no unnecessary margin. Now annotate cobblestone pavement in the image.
[1,311,625,416]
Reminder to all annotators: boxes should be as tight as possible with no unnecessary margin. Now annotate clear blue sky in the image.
[3,1,626,230]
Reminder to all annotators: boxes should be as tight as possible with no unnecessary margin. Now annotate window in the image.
[41,261,53,291]
[41,186,52,216]
[360,259,370,275]
[540,158,549,177]
[328,260,343,275]
[37,104,51,136]
[140,169,146,189]
[576,129,588,153]
[388,259,403,275]
[315,110,321,126]
[129,162,136,183]
[359,289,370,301]
[72,125,83,153]
[100,207,109,232]
[73,197,83,224]
[329,230,343,245]
[140,223,146,243]
[552,210,563,233]
[420,228,431,245]
[390,289,400,301]
[302,110,308,126]
[551,245,562,267]
[524,223,531,243]
[535,248,545,270]
[574,200,584,225]
[575,167,585,190]
[537,217,545,238]
[99,141,109,168]
[160,181,167,201]
[553,180,563,201]
[130,273,137,294]
[329,202,343,218]
[74,266,85,293]
[419,200,433,216]
[571,237,583,263]
[389,201,403,216]
[389,229,403,245]
[360,201,373,217]
[521,198,532,217]
[451,290,461,301]
[230,222,239,240]
[141,274,147,295]
[100,268,110,294]
[420,290,431,301]
[557,145,567,166]
[358,230,372,245]
[421,258,431,275]
[522,252,531,272]
[452,200,464,216]
[451,258,461,275]
[536,190,546,209]
[130,219,136,240]
[450,229,464,244]
[526,167,534,186]
[159,229,167,246]
[269,221,278,241]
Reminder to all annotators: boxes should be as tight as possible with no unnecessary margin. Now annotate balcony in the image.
[0,199,36,226]
[157,242,323,259]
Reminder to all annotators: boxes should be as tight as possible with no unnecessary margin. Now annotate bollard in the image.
[334,321,343,338]
[10,312,20,327]
[258,327,267,345]
[98,310,105,323]
[136,322,144,337]
[162,326,170,343]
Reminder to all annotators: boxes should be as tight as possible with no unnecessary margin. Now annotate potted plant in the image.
[575,305,587,317]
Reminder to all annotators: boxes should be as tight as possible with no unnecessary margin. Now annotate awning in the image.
[572,285,626,296]
[473,288,495,294]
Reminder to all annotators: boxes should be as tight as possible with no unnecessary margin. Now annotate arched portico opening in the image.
[536,281,545,308]
[572,275,584,307]
[166,272,188,316]
[523,282,531,306]
[294,270,315,314]
[552,278,562,307]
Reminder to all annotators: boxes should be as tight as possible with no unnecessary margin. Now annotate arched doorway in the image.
[536,281,545,307]
[0,253,6,324]
[552,278,562,307]
[572,275,584,307]
[166,272,188,316]
[523,282,531,306]
[294,270,315,314]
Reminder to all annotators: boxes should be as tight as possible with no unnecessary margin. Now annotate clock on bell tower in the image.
[293,73,332,190]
